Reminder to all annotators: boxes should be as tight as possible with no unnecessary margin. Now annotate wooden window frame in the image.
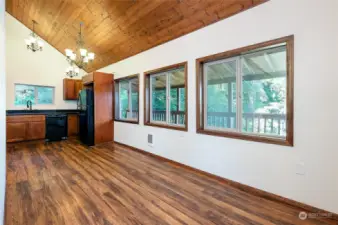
[196,35,294,146]
[144,62,188,131]
[114,74,140,124]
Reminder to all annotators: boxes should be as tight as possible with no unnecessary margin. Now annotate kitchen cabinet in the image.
[63,78,83,100]
[67,114,79,136]
[6,122,27,142]
[7,115,46,143]
[26,121,46,140]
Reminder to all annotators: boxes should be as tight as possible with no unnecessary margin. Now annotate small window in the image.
[144,62,187,131]
[15,84,55,105]
[114,74,139,124]
[197,36,294,146]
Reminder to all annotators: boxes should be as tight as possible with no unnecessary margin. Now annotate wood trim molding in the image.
[114,74,139,82]
[114,74,140,124]
[144,122,187,132]
[115,119,139,125]
[144,62,187,75]
[144,62,188,131]
[114,141,338,221]
[196,35,294,146]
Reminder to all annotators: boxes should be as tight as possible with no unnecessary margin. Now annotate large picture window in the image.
[144,62,187,131]
[196,36,294,146]
[15,84,55,105]
[114,74,139,124]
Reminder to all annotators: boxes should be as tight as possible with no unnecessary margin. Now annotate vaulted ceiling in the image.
[6,0,267,72]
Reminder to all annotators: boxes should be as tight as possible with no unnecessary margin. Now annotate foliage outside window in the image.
[145,62,187,131]
[197,36,294,146]
[114,75,139,123]
[15,84,54,105]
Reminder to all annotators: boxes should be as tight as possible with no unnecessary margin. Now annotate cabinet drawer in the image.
[7,115,45,123]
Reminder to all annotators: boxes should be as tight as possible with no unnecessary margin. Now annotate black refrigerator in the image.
[78,89,95,146]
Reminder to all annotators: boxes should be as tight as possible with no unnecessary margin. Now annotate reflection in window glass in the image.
[115,76,139,122]
[169,70,185,125]
[119,81,129,119]
[130,78,139,120]
[37,86,54,104]
[202,43,288,139]
[151,74,167,123]
[15,84,54,105]
[205,59,237,129]
[241,46,287,137]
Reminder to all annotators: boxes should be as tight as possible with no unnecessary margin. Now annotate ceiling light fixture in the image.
[65,22,94,78]
[65,66,80,78]
[25,20,44,52]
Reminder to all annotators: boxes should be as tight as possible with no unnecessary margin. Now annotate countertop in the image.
[6,109,80,116]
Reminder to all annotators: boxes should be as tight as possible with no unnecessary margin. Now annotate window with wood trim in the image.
[144,62,188,131]
[196,36,294,146]
[15,84,55,105]
[114,75,139,124]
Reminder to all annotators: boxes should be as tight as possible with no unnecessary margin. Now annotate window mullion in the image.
[236,57,242,133]
[203,65,208,129]
[128,80,132,119]
[150,77,153,122]
[34,87,38,104]
[118,82,122,119]
[166,73,170,124]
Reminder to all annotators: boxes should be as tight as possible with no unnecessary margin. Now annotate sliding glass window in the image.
[145,62,187,131]
[197,36,294,146]
[114,75,139,123]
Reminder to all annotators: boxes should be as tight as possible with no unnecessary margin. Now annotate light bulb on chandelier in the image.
[64,22,94,78]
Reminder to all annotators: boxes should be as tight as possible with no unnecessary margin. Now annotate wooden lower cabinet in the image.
[7,115,46,143]
[6,122,27,142]
[26,121,46,140]
[67,114,79,136]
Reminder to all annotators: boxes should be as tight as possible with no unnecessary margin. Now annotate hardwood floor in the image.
[6,139,336,225]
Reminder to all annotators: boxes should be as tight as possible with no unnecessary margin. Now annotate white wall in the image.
[0,0,6,223]
[100,0,338,214]
[5,13,85,110]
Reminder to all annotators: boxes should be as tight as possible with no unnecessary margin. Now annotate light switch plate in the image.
[296,162,306,175]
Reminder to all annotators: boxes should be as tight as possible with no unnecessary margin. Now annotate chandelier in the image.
[65,22,94,78]
[24,20,44,52]
[65,66,80,78]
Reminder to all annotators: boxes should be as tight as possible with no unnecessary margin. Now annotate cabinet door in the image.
[26,121,46,140]
[74,80,83,99]
[6,122,27,142]
[63,79,76,100]
[68,114,79,136]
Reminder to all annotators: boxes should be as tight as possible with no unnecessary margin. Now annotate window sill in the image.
[144,122,187,132]
[114,119,139,124]
[196,128,293,147]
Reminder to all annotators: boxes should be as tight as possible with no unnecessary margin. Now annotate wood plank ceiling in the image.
[6,0,267,72]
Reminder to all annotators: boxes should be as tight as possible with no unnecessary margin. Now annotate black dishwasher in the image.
[45,114,68,142]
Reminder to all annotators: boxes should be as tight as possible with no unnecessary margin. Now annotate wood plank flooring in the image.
[6,139,337,225]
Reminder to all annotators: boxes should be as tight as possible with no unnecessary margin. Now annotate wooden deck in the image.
[5,139,336,225]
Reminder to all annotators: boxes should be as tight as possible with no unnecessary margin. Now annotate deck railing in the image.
[206,112,286,136]
[132,110,286,136]
[152,110,185,125]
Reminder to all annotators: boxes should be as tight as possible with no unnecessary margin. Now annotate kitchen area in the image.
[6,72,114,146]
